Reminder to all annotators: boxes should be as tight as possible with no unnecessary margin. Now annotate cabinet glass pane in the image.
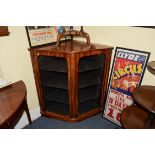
[78,54,105,114]
[38,56,69,115]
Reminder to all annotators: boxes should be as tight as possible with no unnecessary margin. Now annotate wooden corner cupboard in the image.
[29,40,113,122]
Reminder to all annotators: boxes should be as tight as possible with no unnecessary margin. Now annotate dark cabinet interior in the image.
[39,56,69,115]
[30,40,113,122]
[78,55,105,114]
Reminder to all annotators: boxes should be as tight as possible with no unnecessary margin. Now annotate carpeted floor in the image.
[24,114,121,129]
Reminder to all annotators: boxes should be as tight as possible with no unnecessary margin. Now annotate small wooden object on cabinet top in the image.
[0,26,9,36]
[29,40,113,122]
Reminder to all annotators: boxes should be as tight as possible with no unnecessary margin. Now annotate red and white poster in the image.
[26,26,71,48]
[103,47,150,126]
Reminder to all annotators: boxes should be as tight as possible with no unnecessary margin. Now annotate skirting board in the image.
[15,106,41,129]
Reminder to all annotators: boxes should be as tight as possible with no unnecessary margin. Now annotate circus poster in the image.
[103,47,150,126]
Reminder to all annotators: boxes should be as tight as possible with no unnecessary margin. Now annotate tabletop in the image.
[147,61,155,75]
[132,85,155,114]
[0,81,26,126]
[31,40,113,53]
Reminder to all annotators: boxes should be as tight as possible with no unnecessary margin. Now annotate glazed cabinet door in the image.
[78,54,106,114]
[37,55,69,116]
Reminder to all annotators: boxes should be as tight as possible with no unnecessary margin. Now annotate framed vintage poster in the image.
[103,47,150,126]
[26,26,71,48]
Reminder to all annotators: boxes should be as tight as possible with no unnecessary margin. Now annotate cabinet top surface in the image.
[31,40,113,53]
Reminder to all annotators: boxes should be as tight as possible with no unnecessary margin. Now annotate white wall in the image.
[81,26,155,86]
[0,26,39,111]
[0,26,155,127]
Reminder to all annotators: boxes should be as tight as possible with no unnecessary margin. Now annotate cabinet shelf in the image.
[78,70,102,89]
[40,71,68,89]
[79,55,105,72]
[78,99,99,114]
[45,99,99,115]
[43,86,100,104]
[38,55,104,73]
[40,70,102,90]
[79,86,101,103]
[43,88,68,104]
[45,100,69,115]
[38,56,68,73]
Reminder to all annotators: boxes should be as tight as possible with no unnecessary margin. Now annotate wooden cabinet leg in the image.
[147,113,155,128]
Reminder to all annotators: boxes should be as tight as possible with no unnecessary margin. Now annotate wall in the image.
[0,26,39,111]
[0,26,155,127]
[78,26,155,86]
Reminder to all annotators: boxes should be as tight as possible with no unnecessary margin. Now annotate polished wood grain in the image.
[30,40,113,122]
[133,86,155,113]
[56,26,90,47]
[0,26,9,36]
[121,86,155,129]
[0,81,32,128]
[121,105,155,129]
[33,40,112,53]
[147,61,155,75]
